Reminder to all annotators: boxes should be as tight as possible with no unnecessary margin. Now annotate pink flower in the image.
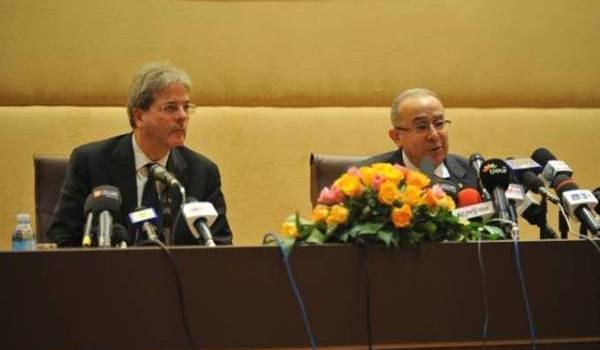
[347,166,360,176]
[430,184,446,199]
[317,186,345,205]
[371,173,384,191]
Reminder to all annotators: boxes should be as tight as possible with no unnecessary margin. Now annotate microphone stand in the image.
[537,194,558,239]
[157,183,173,245]
[558,206,569,239]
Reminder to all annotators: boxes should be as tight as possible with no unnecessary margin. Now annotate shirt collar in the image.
[401,149,450,179]
[131,134,169,175]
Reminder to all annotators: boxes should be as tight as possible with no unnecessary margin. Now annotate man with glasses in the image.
[48,62,233,246]
[360,88,477,190]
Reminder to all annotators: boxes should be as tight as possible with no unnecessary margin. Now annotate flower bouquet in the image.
[276,163,504,248]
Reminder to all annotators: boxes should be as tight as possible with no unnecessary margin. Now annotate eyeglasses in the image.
[157,102,197,115]
[394,119,452,134]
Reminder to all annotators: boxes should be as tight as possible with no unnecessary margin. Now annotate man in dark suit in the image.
[48,63,232,247]
[359,88,477,191]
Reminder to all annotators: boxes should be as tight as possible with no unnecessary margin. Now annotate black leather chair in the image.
[309,153,366,206]
[33,155,69,242]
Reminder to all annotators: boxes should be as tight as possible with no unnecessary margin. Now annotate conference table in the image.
[1,240,599,349]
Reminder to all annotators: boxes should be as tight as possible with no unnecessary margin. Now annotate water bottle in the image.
[12,213,36,251]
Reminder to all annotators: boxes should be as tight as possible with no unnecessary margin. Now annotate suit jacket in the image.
[47,133,233,247]
[358,149,478,190]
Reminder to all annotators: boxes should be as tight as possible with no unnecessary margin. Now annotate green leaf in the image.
[305,228,326,244]
[376,230,395,247]
[482,224,505,238]
[351,222,386,235]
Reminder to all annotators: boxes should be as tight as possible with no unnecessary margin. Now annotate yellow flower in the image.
[311,204,330,222]
[391,204,413,228]
[358,166,376,187]
[326,204,349,226]
[371,162,394,172]
[400,185,423,206]
[377,181,401,205]
[280,222,298,238]
[436,195,456,211]
[382,167,405,185]
[334,173,364,198]
[405,170,431,189]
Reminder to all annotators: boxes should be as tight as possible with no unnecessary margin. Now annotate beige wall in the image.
[1,1,599,248]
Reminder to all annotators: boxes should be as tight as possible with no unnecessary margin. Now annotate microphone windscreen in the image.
[112,223,132,246]
[531,148,556,167]
[457,188,482,207]
[521,171,544,193]
[479,159,511,192]
[87,185,122,214]
[83,193,94,214]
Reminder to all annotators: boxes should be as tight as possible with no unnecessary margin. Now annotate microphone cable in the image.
[263,233,317,350]
[137,238,197,350]
[511,233,537,350]
[476,236,489,349]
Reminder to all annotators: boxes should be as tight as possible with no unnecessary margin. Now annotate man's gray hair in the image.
[390,88,441,126]
[126,62,192,128]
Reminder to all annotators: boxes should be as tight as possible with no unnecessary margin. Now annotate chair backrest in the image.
[34,154,69,242]
[309,153,367,206]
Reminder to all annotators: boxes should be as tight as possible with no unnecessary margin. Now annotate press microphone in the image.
[112,223,132,247]
[82,194,95,247]
[520,171,560,204]
[531,148,600,235]
[181,197,217,247]
[85,185,122,247]
[593,187,600,215]
[149,164,182,189]
[453,188,495,221]
[531,148,573,187]
[469,153,491,201]
[479,159,517,238]
[128,207,160,242]
[457,188,482,207]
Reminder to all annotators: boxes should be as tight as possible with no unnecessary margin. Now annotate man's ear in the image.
[388,128,403,147]
[133,108,144,128]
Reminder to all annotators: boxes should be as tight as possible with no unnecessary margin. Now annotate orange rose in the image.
[405,170,431,189]
[334,173,364,198]
[424,184,456,210]
[400,185,423,206]
[311,204,330,222]
[377,181,401,205]
[391,204,413,228]
[326,204,349,226]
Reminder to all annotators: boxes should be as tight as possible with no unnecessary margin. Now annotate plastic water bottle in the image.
[12,213,36,251]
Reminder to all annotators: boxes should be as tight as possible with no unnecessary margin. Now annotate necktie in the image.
[141,163,160,211]
[141,163,163,241]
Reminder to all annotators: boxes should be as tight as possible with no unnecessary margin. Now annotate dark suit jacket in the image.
[358,149,478,190]
[47,133,233,247]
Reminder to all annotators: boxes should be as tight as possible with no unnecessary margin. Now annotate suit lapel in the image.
[444,155,467,189]
[167,147,189,193]
[108,134,138,218]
